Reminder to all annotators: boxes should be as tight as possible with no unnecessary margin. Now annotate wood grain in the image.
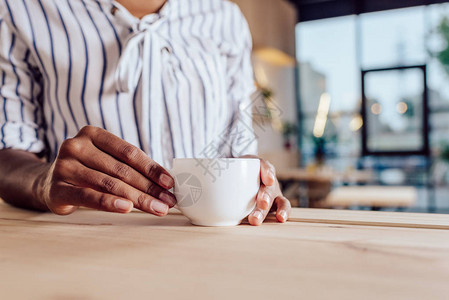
[1,201,449,300]
[286,208,449,230]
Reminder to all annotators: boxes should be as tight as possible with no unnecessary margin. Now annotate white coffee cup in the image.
[170,158,260,226]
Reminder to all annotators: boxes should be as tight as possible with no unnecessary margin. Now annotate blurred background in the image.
[232,0,449,213]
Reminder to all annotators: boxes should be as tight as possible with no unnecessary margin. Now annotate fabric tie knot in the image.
[115,18,166,93]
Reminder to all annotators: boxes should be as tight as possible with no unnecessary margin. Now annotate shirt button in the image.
[161,46,171,54]
[110,6,118,15]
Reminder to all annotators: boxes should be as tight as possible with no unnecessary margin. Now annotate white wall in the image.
[232,0,299,163]
[231,0,297,57]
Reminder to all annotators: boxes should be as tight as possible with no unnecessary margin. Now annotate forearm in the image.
[0,149,51,211]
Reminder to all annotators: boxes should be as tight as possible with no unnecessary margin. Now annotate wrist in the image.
[31,162,53,211]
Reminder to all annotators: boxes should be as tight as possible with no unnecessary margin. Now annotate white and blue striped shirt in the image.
[0,0,257,168]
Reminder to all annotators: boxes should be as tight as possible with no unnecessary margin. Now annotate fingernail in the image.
[270,170,275,181]
[252,211,263,221]
[151,200,169,214]
[280,210,288,222]
[160,173,174,188]
[160,192,176,207]
[114,199,133,212]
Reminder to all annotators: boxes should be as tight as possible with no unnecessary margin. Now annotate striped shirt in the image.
[0,0,257,168]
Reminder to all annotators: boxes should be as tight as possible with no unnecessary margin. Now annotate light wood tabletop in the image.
[1,200,449,300]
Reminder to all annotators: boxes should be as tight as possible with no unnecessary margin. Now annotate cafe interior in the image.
[237,0,449,214]
[2,1,449,299]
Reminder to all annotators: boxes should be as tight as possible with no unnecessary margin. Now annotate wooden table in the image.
[1,201,449,300]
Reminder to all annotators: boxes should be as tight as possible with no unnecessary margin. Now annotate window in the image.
[296,16,359,163]
[296,3,449,167]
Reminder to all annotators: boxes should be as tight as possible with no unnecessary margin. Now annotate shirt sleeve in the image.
[225,4,258,158]
[0,11,45,154]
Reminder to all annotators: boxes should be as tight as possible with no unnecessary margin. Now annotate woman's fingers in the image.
[249,187,291,225]
[240,155,291,226]
[53,159,171,216]
[255,184,273,211]
[249,184,274,226]
[47,126,177,216]
[259,158,276,187]
[50,182,134,214]
[75,126,174,189]
[73,145,176,206]
[274,195,291,223]
[248,207,268,226]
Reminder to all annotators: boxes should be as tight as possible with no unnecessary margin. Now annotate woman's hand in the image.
[242,155,291,226]
[41,126,176,216]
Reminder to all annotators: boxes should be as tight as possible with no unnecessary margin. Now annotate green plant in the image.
[261,87,273,100]
[312,136,326,165]
[440,143,449,162]
[259,87,275,119]
[282,121,297,138]
[433,17,449,75]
